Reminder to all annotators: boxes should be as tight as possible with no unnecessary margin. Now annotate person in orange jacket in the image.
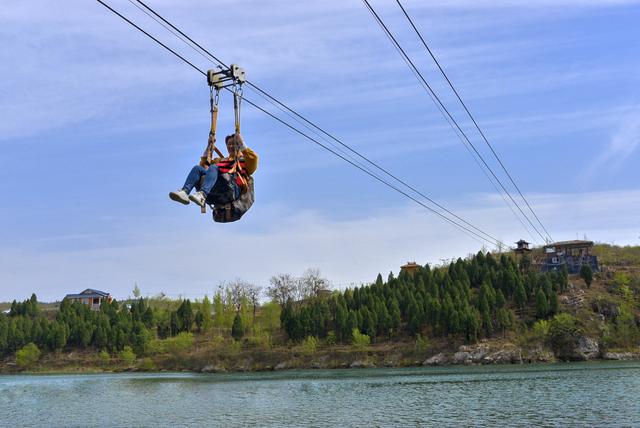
[169,133,258,207]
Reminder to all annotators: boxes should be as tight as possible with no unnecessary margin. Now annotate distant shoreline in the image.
[3,340,639,375]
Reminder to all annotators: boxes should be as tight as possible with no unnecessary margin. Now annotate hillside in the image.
[1,245,639,373]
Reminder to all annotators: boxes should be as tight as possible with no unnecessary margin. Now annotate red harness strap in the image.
[215,158,249,193]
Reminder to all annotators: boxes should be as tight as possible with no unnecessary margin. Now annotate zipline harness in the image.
[199,65,254,222]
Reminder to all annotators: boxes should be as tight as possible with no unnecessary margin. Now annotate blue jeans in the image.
[182,165,239,204]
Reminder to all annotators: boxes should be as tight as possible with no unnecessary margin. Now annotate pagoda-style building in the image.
[400,261,420,277]
[514,239,532,255]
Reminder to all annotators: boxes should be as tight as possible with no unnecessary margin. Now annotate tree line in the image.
[279,252,568,343]
[2,252,625,360]
[0,294,213,357]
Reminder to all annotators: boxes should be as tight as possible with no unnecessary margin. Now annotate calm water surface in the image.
[1,361,639,427]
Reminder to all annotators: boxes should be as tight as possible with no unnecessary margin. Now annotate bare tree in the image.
[267,273,296,307]
[299,268,330,299]
[245,284,263,323]
[226,278,251,311]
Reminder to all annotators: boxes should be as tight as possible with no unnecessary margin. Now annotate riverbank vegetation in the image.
[1,245,639,373]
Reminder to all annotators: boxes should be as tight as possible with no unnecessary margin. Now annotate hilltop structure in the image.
[400,261,420,277]
[514,239,532,254]
[541,240,599,274]
[64,289,112,310]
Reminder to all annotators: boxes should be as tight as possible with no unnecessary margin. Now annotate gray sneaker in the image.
[189,191,206,207]
[169,189,190,205]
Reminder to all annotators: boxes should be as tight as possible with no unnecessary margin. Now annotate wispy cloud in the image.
[585,108,640,177]
[2,189,639,302]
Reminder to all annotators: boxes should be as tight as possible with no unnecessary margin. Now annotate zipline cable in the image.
[97,0,204,77]
[126,0,505,246]
[126,0,382,185]
[96,0,503,247]
[361,0,546,243]
[355,0,538,244]
[394,0,553,242]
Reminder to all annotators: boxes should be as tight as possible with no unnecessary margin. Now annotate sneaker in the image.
[189,191,206,207]
[169,189,190,205]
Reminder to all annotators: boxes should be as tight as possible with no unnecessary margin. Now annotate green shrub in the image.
[137,357,155,371]
[548,314,579,359]
[415,334,430,353]
[612,273,634,301]
[164,332,194,355]
[352,328,370,352]
[119,346,136,365]
[16,343,40,369]
[147,339,164,355]
[604,304,640,348]
[531,320,550,342]
[246,327,272,350]
[325,331,337,346]
[299,336,318,356]
[98,350,111,365]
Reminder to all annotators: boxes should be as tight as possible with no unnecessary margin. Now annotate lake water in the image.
[1,362,639,427]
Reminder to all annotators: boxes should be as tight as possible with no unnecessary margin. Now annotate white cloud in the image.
[2,0,637,143]
[1,189,639,302]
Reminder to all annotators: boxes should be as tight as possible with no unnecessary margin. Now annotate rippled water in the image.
[1,362,639,427]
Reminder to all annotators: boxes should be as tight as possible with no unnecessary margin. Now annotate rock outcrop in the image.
[523,345,556,363]
[383,353,403,367]
[349,360,374,369]
[572,337,600,360]
[234,359,253,372]
[602,352,639,360]
[453,345,489,365]
[423,353,448,366]
[201,364,226,373]
[274,360,293,371]
[483,348,523,364]
[423,345,524,366]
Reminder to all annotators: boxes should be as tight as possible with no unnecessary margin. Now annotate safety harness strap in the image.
[231,84,248,194]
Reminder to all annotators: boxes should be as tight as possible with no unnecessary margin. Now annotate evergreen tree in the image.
[280,299,295,337]
[334,301,348,343]
[536,288,550,319]
[231,312,244,340]
[346,310,358,339]
[176,300,194,332]
[541,276,553,296]
[142,306,154,329]
[213,293,224,330]
[549,291,559,315]
[195,311,204,333]
[514,281,527,310]
[480,295,492,336]
[580,265,593,288]
[559,265,569,293]
[170,312,179,336]
[495,289,506,309]
[497,308,514,337]
[388,298,401,337]
[201,295,213,331]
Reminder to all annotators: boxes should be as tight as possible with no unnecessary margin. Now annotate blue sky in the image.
[1,0,639,302]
